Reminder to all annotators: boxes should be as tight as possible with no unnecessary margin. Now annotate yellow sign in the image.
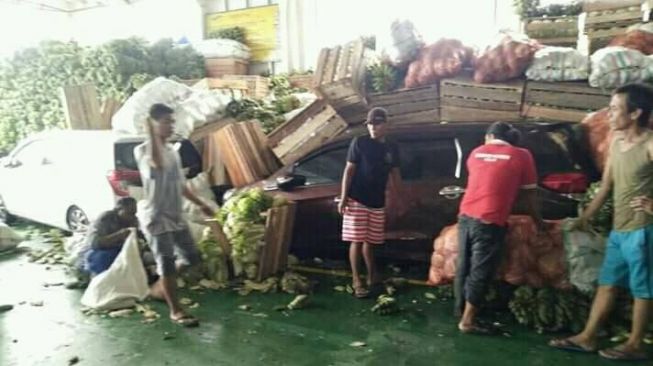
[205,5,278,62]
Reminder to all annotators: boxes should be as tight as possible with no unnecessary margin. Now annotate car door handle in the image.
[439,186,465,200]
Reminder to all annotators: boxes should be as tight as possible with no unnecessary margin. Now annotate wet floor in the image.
[0,239,647,366]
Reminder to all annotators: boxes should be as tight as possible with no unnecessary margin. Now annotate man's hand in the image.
[630,196,653,215]
[200,203,215,218]
[337,197,347,216]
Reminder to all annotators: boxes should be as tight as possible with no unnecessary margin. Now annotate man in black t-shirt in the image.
[338,107,402,298]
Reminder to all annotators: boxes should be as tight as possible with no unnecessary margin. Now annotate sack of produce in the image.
[0,223,22,252]
[580,108,612,171]
[404,38,473,88]
[526,47,589,81]
[193,39,251,60]
[428,216,567,288]
[384,19,424,67]
[111,77,193,136]
[609,28,653,55]
[474,34,540,83]
[589,47,653,88]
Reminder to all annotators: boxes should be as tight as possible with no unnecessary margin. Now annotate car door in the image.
[268,144,350,256]
[1,139,52,221]
[385,135,466,242]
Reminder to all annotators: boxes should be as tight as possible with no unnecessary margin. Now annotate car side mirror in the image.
[276,174,306,191]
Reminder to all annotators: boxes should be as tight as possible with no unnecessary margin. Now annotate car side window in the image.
[293,146,349,185]
[12,141,48,166]
[398,139,458,181]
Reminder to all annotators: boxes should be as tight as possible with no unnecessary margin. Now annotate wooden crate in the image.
[368,85,440,124]
[214,121,281,187]
[288,74,314,90]
[584,5,647,33]
[223,75,270,99]
[257,202,297,281]
[60,84,104,130]
[205,58,248,78]
[440,77,525,122]
[314,40,369,124]
[583,0,642,13]
[270,101,347,165]
[525,16,579,47]
[522,81,611,122]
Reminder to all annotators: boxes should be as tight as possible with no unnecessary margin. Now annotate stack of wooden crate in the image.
[267,99,348,165]
[524,16,579,47]
[214,121,281,187]
[439,76,526,122]
[367,84,440,125]
[521,81,611,122]
[314,39,369,124]
[205,58,248,78]
[222,75,270,100]
[582,0,649,53]
[288,74,314,91]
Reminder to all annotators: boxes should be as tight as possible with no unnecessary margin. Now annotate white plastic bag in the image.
[63,233,89,269]
[526,47,589,81]
[183,172,219,225]
[0,223,22,252]
[193,39,251,60]
[80,231,148,310]
[589,46,653,88]
[562,220,606,294]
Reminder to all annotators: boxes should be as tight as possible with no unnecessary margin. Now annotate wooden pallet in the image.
[314,40,368,124]
[223,75,270,100]
[525,16,579,46]
[584,6,647,32]
[258,202,297,281]
[583,0,642,13]
[368,85,440,124]
[205,58,248,78]
[440,77,525,122]
[522,81,611,122]
[271,102,347,165]
[214,121,281,187]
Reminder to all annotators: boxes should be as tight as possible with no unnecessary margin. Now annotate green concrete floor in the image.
[0,239,648,366]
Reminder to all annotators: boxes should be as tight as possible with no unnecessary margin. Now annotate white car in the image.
[0,130,145,231]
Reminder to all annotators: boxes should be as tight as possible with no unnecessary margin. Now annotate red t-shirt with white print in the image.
[459,141,537,226]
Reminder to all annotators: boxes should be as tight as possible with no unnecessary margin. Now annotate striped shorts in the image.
[342,199,385,244]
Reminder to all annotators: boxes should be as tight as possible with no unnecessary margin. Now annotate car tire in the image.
[66,206,89,232]
[0,194,14,224]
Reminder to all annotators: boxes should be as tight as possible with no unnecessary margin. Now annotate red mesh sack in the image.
[473,35,540,83]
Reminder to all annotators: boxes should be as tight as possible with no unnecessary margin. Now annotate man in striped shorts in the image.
[338,107,402,298]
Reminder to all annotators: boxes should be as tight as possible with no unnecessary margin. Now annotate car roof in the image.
[329,121,575,144]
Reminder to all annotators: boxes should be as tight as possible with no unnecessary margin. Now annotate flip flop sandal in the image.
[599,347,649,361]
[459,323,500,336]
[353,285,369,299]
[171,315,199,328]
[549,338,596,353]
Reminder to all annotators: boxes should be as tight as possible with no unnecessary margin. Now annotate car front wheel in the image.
[66,206,89,232]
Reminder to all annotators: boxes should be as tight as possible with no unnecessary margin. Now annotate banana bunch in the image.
[371,295,399,316]
[280,271,312,294]
[509,286,590,334]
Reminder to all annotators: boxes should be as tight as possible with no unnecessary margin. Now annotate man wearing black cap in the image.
[338,107,402,298]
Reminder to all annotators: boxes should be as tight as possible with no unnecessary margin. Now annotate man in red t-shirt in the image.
[455,121,545,335]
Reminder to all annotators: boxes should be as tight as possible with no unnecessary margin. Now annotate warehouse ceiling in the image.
[0,0,143,13]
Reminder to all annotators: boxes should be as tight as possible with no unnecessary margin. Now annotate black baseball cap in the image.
[365,107,388,125]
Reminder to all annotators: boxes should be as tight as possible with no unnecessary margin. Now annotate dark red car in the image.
[239,122,596,261]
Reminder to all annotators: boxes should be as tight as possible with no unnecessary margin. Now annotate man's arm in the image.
[577,151,614,228]
[183,185,214,217]
[522,188,545,230]
[146,118,163,169]
[94,228,132,249]
[338,162,356,215]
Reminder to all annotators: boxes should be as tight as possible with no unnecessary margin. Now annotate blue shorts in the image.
[598,224,653,299]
